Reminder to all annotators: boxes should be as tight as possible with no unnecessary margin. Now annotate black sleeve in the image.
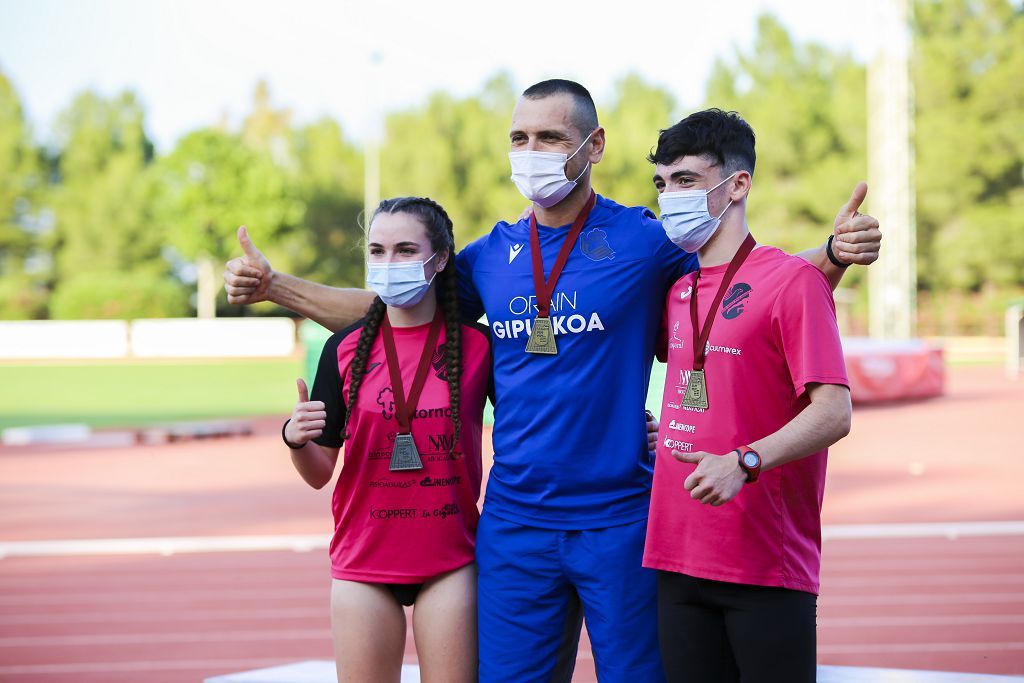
[310,320,364,448]
[463,317,496,407]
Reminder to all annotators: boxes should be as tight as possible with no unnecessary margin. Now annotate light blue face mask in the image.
[365,252,437,308]
[657,172,737,252]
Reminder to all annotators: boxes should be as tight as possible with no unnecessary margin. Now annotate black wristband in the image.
[826,235,850,269]
[281,419,306,450]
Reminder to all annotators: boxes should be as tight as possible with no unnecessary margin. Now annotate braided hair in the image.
[342,197,462,455]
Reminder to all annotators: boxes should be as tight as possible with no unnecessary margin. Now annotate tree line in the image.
[0,2,1020,334]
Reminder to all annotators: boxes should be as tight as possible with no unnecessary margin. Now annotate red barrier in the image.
[842,337,944,403]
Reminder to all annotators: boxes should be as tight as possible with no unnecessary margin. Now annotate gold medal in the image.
[389,433,423,471]
[681,369,709,409]
[525,316,558,355]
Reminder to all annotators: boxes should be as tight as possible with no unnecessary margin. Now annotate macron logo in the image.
[509,243,524,264]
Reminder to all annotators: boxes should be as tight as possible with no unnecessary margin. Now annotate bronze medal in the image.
[525,191,597,356]
[681,369,709,410]
[390,433,423,471]
[685,233,757,413]
[525,316,558,355]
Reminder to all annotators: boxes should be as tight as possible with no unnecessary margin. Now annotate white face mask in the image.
[657,172,737,252]
[365,252,438,308]
[508,130,595,209]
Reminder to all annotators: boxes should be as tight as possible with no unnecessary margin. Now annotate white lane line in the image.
[821,592,1024,606]
[821,615,1024,628]
[0,630,328,647]
[0,658,315,675]
[0,534,327,558]
[0,607,325,626]
[825,573,1024,588]
[0,587,323,606]
[819,641,1024,655]
[1,521,1023,559]
[823,521,1024,541]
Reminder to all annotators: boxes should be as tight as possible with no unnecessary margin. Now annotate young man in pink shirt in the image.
[643,109,853,682]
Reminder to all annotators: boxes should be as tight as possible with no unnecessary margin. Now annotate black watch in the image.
[826,235,850,269]
[281,419,305,450]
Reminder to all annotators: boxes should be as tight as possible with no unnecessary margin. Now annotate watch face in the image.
[743,451,760,468]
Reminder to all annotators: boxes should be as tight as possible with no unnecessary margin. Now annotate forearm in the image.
[288,442,339,490]
[749,385,852,472]
[795,245,844,291]
[269,272,376,333]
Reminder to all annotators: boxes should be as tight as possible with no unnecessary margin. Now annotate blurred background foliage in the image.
[0,1,1020,334]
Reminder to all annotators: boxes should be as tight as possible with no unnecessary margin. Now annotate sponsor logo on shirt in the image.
[679,285,693,301]
[669,321,685,350]
[675,369,692,395]
[420,475,461,487]
[369,478,415,488]
[378,393,454,422]
[663,437,693,452]
[428,433,457,452]
[509,243,524,264]
[705,342,743,356]
[430,343,447,380]
[377,387,395,420]
[722,283,752,319]
[431,503,460,519]
[369,506,418,520]
[667,420,696,433]
[491,290,605,341]
[367,362,382,373]
[425,451,462,462]
[580,228,615,261]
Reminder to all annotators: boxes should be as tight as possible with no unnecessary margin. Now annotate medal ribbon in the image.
[528,190,597,318]
[380,308,445,434]
[689,233,756,371]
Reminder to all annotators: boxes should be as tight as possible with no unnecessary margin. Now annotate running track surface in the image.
[0,365,1021,682]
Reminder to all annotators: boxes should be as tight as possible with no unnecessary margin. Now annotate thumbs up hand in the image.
[224,225,273,305]
[831,182,882,266]
[285,378,327,446]
[674,449,746,507]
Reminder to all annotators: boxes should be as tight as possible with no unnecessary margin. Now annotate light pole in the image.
[868,0,917,340]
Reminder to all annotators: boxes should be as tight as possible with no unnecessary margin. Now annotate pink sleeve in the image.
[770,264,849,397]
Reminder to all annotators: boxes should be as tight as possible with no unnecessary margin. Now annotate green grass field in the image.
[0,359,305,430]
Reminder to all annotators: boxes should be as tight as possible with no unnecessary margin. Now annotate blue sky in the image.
[0,0,877,151]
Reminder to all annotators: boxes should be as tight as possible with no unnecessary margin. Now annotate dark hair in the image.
[647,108,756,177]
[343,197,462,454]
[522,79,599,138]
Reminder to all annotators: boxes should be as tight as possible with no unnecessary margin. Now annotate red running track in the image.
[0,365,1022,681]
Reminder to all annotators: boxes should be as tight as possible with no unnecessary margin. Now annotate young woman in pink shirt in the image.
[282,197,491,683]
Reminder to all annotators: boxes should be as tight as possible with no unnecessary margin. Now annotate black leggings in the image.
[657,571,817,683]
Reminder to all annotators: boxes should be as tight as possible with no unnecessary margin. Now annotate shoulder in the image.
[460,318,492,349]
[459,220,526,257]
[756,246,830,287]
[593,194,659,228]
[327,316,372,359]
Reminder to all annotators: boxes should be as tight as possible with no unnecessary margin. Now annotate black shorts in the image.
[384,582,424,607]
[657,571,817,683]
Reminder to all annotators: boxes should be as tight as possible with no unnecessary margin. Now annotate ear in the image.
[588,127,606,164]
[729,170,752,203]
[436,248,451,272]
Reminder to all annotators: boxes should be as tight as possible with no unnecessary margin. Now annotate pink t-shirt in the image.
[643,245,848,594]
[311,316,491,583]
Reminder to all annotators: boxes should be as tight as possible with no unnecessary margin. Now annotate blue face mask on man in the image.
[657,172,737,252]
